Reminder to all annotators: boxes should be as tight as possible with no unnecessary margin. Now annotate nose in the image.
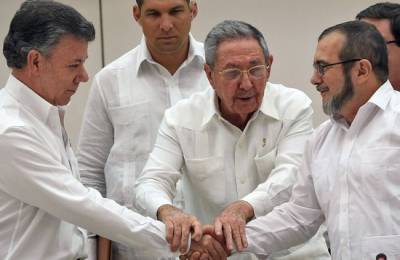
[79,66,89,83]
[310,70,322,86]
[160,14,173,32]
[239,71,253,90]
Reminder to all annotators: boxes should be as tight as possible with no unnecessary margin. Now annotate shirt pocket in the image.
[357,147,400,200]
[361,235,400,259]
[254,148,276,183]
[106,102,152,208]
[185,156,225,206]
[108,102,152,157]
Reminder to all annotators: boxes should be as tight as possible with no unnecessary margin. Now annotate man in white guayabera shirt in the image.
[242,21,400,260]
[136,20,330,260]
[0,1,186,259]
[76,0,208,258]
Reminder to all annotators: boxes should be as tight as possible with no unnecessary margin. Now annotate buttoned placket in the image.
[58,108,73,172]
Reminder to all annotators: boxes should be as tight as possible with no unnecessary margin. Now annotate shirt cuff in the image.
[241,192,274,218]
[149,198,173,220]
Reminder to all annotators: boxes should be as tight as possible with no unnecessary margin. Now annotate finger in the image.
[214,218,223,238]
[180,223,190,253]
[192,220,203,242]
[240,222,248,248]
[222,223,234,251]
[212,238,228,259]
[165,220,174,245]
[190,251,201,260]
[231,223,244,251]
[202,224,214,235]
[171,223,182,252]
[199,253,209,260]
[204,237,218,260]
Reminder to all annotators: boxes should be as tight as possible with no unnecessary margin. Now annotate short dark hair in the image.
[376,253,387,260]
[3,0,95,69]
[356,2,400,46]
[204,20,270,68]
[136,0,190,8]
[319,20,388,84]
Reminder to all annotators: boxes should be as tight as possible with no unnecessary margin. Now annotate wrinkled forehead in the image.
[215,38,265,67]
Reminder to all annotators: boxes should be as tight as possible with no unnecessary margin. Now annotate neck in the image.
[220,103,252,131]
[339,81,380,125]
[148,40,190,75]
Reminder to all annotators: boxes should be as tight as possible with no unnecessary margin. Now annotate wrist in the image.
[238,200,255,222]
[157,204,176,221]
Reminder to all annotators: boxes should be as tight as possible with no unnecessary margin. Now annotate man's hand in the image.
[180,232,228,260]
[157,204,202,253]
[213,200,254,252]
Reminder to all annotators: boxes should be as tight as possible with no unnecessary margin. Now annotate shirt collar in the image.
[330,80,393,127]
[367,80,393,110]
[5,74,63,127]
[134,33,205,76]
[201,88,219,127]
[258,82,281,120]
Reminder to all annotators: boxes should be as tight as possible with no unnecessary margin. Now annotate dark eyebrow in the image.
[170,5,185,11]
[144,9,160,15]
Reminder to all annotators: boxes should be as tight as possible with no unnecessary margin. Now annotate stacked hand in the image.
[157,204,202,253]
[213,200,254,252]
[180,225,229,260]
[159,201,254,259]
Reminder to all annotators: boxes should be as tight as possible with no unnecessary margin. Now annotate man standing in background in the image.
[77,0,208,259]
[357,2,400,90]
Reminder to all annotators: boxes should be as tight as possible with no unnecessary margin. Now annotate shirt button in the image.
[240,177,246,184]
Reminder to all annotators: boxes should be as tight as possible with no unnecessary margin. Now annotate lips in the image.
[316,85,329,94]
[158,36,177,40]
[236,94,255,101]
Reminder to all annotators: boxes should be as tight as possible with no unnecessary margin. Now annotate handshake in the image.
[157,201,255,260]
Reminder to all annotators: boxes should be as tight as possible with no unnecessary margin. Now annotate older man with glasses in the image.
[135,20,330,260]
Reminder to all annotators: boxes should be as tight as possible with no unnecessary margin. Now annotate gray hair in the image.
[3,0,95,69]
[204,20,270,68]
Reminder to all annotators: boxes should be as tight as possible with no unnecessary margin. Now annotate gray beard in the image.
[323,72,354,116]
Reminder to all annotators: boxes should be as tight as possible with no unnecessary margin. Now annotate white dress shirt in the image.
[0,75,179,260]
[136,83,331,260]
[77,35,207,259]
[245,81,400,260]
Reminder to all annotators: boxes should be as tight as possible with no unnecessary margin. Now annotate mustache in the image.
[316,85,329,92]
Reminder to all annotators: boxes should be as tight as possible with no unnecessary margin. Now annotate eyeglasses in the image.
[218,64,269,81]
[313,58,361,76]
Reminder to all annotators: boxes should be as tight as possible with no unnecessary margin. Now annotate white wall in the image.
[1,0,398,148]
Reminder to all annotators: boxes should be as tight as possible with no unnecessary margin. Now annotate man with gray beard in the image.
[239,20,400,260]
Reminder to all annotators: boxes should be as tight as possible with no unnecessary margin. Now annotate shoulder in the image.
[309,119,333,148]
[267,82,311,106]
[264,82,312,120]
[164,88,212,128]
[0,95,26,135]
[95,47,140,79]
